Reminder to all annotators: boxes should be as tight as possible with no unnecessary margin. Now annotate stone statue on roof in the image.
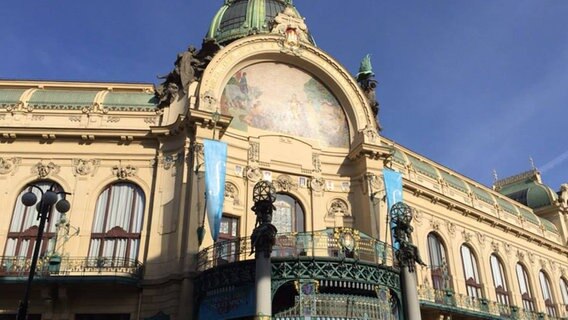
[154,39,222,108]
[356,54,381,130]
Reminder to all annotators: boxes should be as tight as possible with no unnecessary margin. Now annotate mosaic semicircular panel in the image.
[220,62,349,148]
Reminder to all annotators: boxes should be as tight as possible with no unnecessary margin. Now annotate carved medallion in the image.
[328,199,350,217]
[0,157,21,175]
[274,175,297,192]
[310,177,325,193]
[245,165,261,182]
[32,162,60,178]
[225,182,239,205]
[73,159,100,176]
[113,165,137,180]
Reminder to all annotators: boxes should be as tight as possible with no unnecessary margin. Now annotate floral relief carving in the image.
[312,153,322,173]
[516,250,525,262]
[528,252,535,264]
[476,232,486,248]
[274,175,298,192]
[430,219,440,231]
[0,157,21,175]
[446,221,456,237]
[462,230,472,243]
[328,199,350,218]
[309,177,325,193]
[32,162,60,178]
[503,242,512,256]
[159,152,183,170]
[73,159,100,176]
[82,103,108,114]
[224,182,240,205]
[113,165,137,180]
[491,241,500,253]
[413,210,423,226]
[248,142,259,162]
[245,164,262,182]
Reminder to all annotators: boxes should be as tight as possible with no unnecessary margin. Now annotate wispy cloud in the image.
[541,150,568,174]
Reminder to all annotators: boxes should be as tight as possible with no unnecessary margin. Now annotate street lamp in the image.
[16,184,70,320]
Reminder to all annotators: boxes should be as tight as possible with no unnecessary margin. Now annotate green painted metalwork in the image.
[28,90,97,109]
[440,170,469,193]
[197,228,394,272]
[407,154,440,179]
[275,293,398,319]
[102,92,157,110]
[469,183,496,205]
[0,89,26,106]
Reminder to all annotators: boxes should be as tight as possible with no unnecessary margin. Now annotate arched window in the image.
[5,181,65,258]
[539,271,557,316]
[460,244,482,299]
[490,254,510,306]
[88,183,145,265]
[272,194,304,233]
[427,233,450,290]
[560,278,568,312]
[516,263,535,311]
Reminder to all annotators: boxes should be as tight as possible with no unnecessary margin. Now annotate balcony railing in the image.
[419,286,567,320]
[197,228,393,272]
[0,256,143,280]
[274,293,398,320]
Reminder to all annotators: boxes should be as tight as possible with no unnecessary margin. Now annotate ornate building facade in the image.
[1,1,567,319]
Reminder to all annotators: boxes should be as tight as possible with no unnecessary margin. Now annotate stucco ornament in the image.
[159,152,183,170]
[245,164,262,182]
[446,221,456,237]
[491,241,500,253]
[73,159,100,176]
[328,199,350,218]
[309,177,325,193]
[113,165,137,180]
[270,7,310,55]
[462,230,472,243]
[32,162,60,178]
[312,153,321,173]
[274,175,298,192]
[224,182,240,205]
[476,232,486,247]
[82,103,108,114]
[0,157,21,175]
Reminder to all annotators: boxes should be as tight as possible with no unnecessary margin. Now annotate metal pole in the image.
[17,201,49,320]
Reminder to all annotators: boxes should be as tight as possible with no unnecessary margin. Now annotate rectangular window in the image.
[215,215,239,264]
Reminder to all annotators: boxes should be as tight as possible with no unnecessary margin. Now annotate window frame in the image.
[490,254,510,306]
[88,182,145,265]
[427,232,450,290]
[516,263,535,312]
[460,244,483,299]
[539,270,557,317]
[4,181,63,259]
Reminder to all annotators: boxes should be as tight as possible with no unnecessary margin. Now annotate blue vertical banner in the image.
[383,168,403,249]
[203,139,228,241]
[383,168,403,211]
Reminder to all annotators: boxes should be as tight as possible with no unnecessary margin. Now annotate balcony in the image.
[0,256,143,283]
[419,286,567,320]
[197,228,394,272]
[195,228,401,320]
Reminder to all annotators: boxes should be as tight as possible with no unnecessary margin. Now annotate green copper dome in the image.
[495,169,558,209]
[207,0,310,45]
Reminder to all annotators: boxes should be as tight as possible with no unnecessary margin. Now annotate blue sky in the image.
[2,1,567,190]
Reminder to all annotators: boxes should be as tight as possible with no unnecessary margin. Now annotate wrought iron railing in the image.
[0,256,143,279]
[274,293,398,320]
[418,286,567,320]
[197,228,393,272]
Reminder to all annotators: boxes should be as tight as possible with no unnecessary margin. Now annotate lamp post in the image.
[390,202,426,320]
[16,184,70,320]
[250,181,277,320]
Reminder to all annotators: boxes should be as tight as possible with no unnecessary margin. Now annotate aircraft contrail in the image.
[540,150,568,173]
